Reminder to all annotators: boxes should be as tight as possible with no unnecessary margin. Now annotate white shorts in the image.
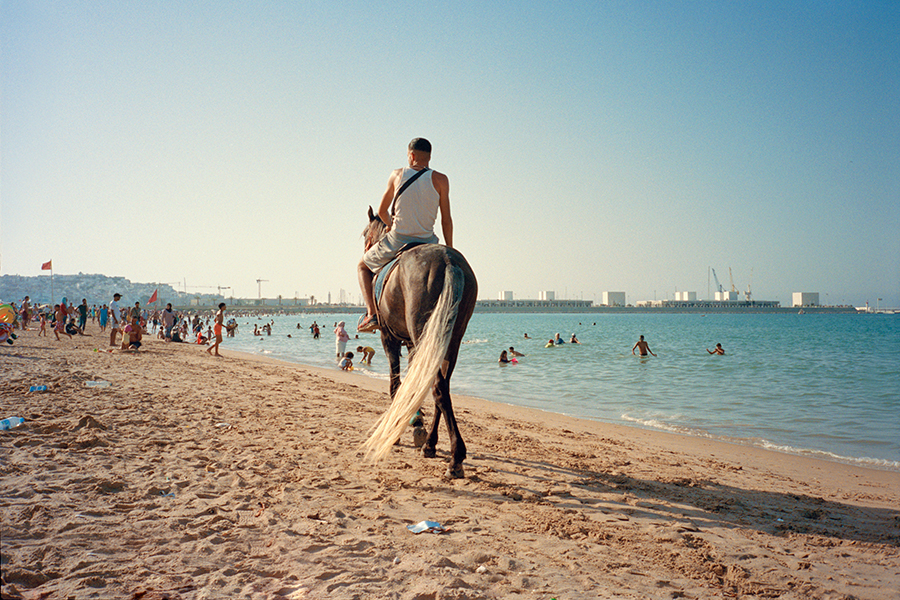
[363,230,437,272]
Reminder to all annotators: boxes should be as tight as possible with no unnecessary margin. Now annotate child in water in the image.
[339,351,354,370]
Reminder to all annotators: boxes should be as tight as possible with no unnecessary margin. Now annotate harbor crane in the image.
[711,268,724,293]
[745,268,753,302]
[729,267,737,293]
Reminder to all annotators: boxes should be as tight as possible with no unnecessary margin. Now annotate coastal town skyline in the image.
[0,270,868,311]
[2,2,898,308]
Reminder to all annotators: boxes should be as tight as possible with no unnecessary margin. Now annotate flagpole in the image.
[51,268,55,307]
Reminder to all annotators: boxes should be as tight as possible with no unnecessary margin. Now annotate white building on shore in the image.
[601,291,626,306]
[792,292,820,307]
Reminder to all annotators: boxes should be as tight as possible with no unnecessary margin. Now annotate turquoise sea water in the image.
[222,312,899,471]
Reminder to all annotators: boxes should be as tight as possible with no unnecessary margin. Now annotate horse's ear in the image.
[368,206,376,221]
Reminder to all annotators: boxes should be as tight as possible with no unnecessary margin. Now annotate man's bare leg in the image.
[207,334,222,356]
[357,259,378,331]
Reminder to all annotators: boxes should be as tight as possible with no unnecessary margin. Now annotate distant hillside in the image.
[0,273,220,307]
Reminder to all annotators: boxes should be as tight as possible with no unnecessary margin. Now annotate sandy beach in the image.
[1,330,898,600]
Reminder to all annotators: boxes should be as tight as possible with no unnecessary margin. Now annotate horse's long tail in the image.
[362,265,464,463]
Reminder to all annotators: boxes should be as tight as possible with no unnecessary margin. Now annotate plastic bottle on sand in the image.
[0,417,25,430]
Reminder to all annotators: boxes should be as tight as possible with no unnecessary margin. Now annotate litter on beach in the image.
[28,385,47,392]
[406,520,446,534]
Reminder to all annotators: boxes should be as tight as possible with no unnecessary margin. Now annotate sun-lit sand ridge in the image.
[1,331,898,599]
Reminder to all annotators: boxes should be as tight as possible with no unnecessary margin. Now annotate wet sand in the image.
[1,330,898,599]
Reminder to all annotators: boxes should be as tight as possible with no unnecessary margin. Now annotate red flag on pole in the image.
[41,260,52,270]
[148,289,158,304]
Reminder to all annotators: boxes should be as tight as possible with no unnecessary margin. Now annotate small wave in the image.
[758,440,900,472]
[621,414,715,439]
[351,366,389,381]
[621,414,900,472]
[462,338,490,344]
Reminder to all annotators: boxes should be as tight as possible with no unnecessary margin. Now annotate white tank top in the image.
[392,168,439,239]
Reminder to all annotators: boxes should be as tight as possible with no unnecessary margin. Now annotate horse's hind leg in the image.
[382,336,403,399]
[432,370,467,478]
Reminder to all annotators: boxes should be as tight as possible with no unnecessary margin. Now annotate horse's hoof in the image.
[412,426,427,448]
[445,464,465,479]
[422,446,437,458]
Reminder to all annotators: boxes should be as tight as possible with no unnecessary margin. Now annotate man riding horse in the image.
[357,137,453,333]
[357,138,477,478]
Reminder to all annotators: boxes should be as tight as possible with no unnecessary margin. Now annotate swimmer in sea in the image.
[554,333,565,345]
[569,333,580,344]
[707,343,725,355]
[499,350,510,364]
[545,339,555,348]
[524,333,531,339]
[508,346,525,357]
[632,334,656,357]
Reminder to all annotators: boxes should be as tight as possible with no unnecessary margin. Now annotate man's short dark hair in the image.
[408,138,431,153]
[218,303,226,309]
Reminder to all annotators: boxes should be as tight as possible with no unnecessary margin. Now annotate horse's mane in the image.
[362,215,388,250]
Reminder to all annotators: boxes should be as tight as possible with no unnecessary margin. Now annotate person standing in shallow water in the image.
[632,334,656,357]
[357,137,453,333]
[334,321,350,358]
[707,343,725,355]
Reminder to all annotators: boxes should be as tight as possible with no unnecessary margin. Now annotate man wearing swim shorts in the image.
[208,303,226,356]
[121,318,143,350]
[357,138,453,332]
[20,297,31,330]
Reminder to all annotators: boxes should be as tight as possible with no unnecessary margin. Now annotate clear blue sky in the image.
[3,1,898,307]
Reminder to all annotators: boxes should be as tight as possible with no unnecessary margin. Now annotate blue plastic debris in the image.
[406,520,446,534]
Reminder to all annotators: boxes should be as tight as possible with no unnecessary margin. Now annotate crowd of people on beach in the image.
[2,293,231,355]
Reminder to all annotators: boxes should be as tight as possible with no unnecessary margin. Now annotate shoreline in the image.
[227,342,900,474]
[2,331,898,599]
[225,346,900,482]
